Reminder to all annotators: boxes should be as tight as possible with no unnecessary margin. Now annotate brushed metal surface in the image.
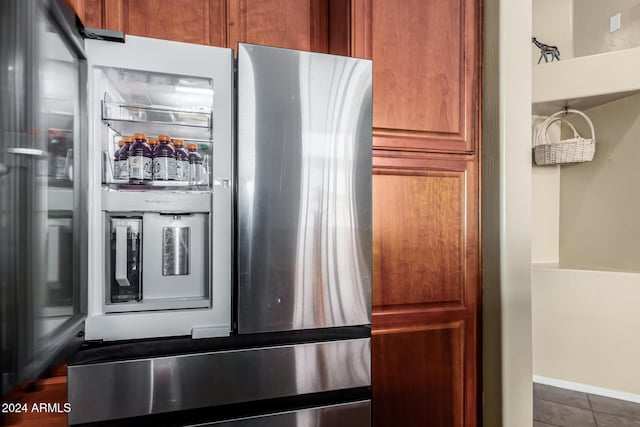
[163,225,190,276]
[237,44,373,334]
[201,400,371,427]
[67,338,370,425]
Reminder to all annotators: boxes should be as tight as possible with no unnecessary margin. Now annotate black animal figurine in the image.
[532,37,560,63]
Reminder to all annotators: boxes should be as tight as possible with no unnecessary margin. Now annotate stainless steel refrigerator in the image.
[1,1,372,425]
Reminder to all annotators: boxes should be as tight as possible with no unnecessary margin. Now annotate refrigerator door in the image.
[84,36,233,340]
[0,0,87,394]
[237,44,372,333]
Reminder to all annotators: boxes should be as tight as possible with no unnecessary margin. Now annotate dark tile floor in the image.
[534,383,640,427]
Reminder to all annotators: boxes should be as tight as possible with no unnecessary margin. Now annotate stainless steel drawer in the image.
[202,400,371,427]
[68,338,370,424]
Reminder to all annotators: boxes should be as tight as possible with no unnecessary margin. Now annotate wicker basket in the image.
[533,109,596,165]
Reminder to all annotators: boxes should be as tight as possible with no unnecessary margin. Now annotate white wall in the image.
[530,0,573,265]
[559,93,640,272]
[483,0,533,425]
[531,165,559,263]
[531,117,560,264]
[574,0,640,57]
[532,266,640,396]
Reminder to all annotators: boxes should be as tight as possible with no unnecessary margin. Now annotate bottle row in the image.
[113,133,205,184]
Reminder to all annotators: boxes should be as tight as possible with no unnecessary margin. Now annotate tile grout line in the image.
[533,390,593,412]
[535,397,591,412]
[587,394,599,427]
[534,377,640,405]
[536,383,640,426]
[535,383,640,424]
[532,401,563,427]
[588,394,640,422]
[534,398,593,426]
[533,423,555,427]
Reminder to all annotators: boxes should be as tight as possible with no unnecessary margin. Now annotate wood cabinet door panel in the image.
[227,0,328,52]
[373,171,464,307]
[352,0,480,153]
[371,0,461,134]
[67,0,104,28]
[83,0,105,29]
[103,0,227,46]
[372,321,465,427]
[372,155,477,311]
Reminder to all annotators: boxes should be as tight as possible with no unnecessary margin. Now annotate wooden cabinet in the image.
[373,321,465,427]
[350,0,480,153]
[227,0,328,52]
[68,0,227,45]
[349,0,482,424]
[101,0,227,46]
[372,155,478,312]
[66,0,104,28]
[372,153,479,427]
[70,0,330,51]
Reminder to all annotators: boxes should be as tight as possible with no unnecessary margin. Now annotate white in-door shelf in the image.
[533,46,640,116]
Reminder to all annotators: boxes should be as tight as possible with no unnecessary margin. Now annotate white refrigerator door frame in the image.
[84,36,233,341]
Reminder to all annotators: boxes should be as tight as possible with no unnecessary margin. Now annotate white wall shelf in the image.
[533,46,640,115]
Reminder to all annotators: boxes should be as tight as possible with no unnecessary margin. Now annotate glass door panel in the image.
[0,0,86,394]
[37,16,79,340]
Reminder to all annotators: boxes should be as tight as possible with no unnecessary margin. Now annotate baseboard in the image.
[533,375,640,404]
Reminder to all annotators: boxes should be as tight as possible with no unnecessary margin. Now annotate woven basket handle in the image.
[536,109,596,147]
[534,117,579,147]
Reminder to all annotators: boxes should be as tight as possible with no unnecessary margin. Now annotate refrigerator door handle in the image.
[47,224,61,283]
[115,225,131,287]
[7,147,48,158]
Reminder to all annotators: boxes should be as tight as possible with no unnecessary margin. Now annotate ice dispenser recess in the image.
[109,217,142,303]
[105,212,209,313]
